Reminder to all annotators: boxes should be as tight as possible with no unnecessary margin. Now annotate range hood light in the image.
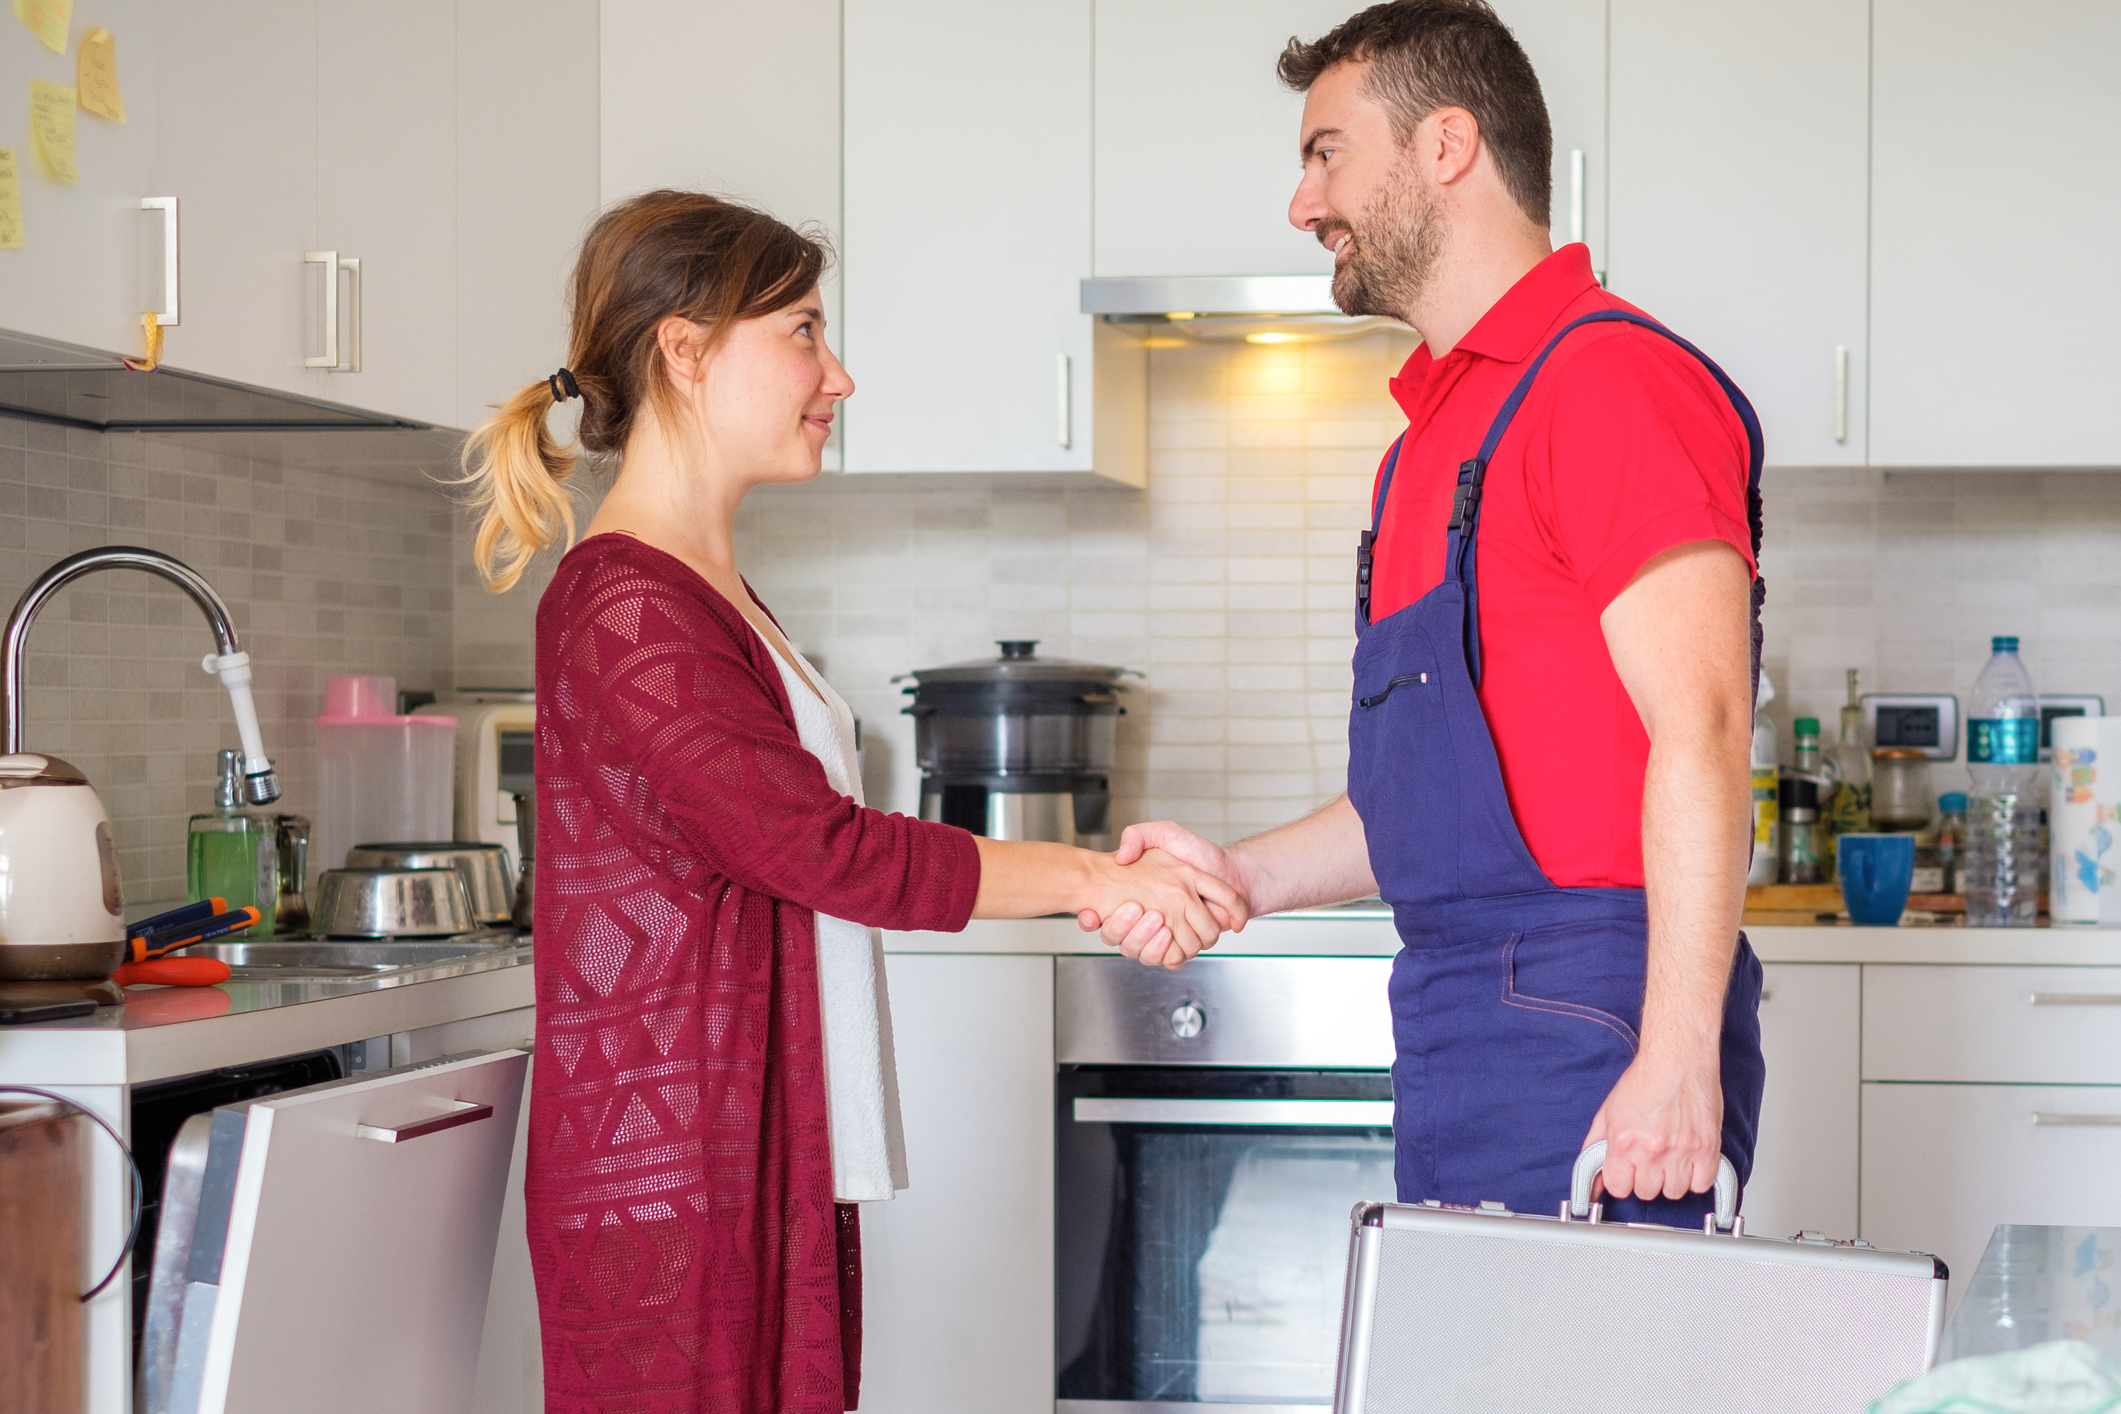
[1246,332,1302,345]
[1167,311,1196,321]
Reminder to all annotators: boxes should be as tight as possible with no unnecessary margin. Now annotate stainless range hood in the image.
[0,327,436,433]
[1080,275,1407,343]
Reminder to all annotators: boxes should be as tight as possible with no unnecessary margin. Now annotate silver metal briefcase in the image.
[1332,1142,1946,1413]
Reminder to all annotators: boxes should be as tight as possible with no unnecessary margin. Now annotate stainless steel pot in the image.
[312,867,476,938]
[343,842,514,925]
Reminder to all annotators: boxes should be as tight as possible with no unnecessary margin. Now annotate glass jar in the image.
[1871,748,1937,832]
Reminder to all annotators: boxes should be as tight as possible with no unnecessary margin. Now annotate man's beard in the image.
[1327,163,1442,320]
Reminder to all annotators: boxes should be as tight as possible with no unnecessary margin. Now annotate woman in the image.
[460,190,1243,1414]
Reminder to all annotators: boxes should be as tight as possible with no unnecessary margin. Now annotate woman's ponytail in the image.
[461,377,580,592]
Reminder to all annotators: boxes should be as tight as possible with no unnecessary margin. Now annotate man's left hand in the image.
[1582,1046,1724,1204]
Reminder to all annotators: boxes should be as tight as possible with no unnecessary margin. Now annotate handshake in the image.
[1072,822,1251,971]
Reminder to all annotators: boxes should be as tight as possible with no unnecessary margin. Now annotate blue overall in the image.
[1348,311,1768,1227]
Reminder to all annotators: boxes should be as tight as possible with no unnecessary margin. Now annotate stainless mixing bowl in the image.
[312,867,476,938]
[343,843,515,925]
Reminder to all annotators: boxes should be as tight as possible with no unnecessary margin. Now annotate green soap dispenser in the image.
[187,748,276,938]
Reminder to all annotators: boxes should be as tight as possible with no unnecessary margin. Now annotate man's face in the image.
[1288,61,1442,320]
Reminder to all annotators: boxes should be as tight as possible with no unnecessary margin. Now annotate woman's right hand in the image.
[1077,846,1247,970]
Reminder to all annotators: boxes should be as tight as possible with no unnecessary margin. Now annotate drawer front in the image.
[1860,1082,2121,1295]
[1863,966,2121,1083]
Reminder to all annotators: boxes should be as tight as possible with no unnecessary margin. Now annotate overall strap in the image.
[1444,309,1766,684]
[1356,432,1408,628]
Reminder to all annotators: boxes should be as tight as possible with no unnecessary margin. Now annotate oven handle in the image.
[1072,1097,1394,1128]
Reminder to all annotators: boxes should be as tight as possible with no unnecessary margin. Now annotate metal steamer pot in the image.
[899,641,1131,847]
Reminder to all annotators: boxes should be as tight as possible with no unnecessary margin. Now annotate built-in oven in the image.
[1056,954,1396,1413]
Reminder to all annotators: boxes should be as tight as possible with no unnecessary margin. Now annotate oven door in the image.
[1056,1065,1395,1413]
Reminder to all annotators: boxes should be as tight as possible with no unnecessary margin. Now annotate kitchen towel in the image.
[2050,718,2121,926]
[761,635,910,1202]
[1868,1340,2121,1414]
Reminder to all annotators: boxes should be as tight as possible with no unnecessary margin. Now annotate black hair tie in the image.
[548,367,581,403]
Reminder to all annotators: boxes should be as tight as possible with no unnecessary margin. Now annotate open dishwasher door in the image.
[141,1049,528,1414]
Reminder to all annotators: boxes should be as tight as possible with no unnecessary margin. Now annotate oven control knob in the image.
[1169,1001,1206,1040]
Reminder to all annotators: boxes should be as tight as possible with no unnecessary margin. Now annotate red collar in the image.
[1388,244,1601,420]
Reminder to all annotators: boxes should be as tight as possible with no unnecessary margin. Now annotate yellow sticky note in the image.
[0,148,23,250]
[28,78,77,184]
[13,0,69,54]
[77,27,122,122]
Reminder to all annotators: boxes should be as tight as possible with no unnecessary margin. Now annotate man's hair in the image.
[1278,1,1553,230]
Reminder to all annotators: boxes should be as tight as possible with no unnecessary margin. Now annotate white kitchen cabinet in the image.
[1863,966,2121,1085]
[842,1,1139,479]
[858,953,1053,1414]
[1090,0,1604,280]
[312,0,460,430]
[1607,0,1869,468]
[148,0,325,404]
[457,0,600,434]
[1860,1082,2121,1303]
[0,0,163,359]
[1870,1,2121,467]
[1742,963,1860,1240]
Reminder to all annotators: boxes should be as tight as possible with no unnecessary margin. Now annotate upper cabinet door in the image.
[313,0,459,429]
[1871,0,2121,467]
[1091,0,1347,279]
[842,0,1094,473]
[1089,0,1602,279]
[150,0,322,402]
[0,0,162,358]
[1495,0,1607,274]
[1607,0,1869,467]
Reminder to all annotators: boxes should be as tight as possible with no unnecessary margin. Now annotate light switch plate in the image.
[1861,694,1959,762]
[2039,695,2105,761]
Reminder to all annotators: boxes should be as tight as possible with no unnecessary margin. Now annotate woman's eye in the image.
[797,322,813,339]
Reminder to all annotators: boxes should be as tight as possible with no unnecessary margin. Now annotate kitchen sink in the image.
[181,934,524,979]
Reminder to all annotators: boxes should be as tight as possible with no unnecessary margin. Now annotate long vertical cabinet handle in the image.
[1568,149,1586,246]
[337,256,362,372]
[303,250,340,369]
[141,197,180,326]
[1833,346,1849,443]
[1057,353,1073,449]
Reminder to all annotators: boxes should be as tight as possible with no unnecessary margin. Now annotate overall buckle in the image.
[1446,458,1488,531]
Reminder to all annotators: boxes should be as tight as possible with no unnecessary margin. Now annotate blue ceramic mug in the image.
[1838,833,1917,925]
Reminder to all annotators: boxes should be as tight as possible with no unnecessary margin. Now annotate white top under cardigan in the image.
[757,636,910,1203]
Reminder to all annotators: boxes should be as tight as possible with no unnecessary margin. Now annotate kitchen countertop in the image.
[884,908,2121,967]
[0,941,534,1085]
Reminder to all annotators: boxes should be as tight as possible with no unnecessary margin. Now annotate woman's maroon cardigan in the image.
[527,535,980,1413]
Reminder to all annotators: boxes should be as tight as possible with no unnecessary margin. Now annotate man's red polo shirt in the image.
[1367,243,1755,889]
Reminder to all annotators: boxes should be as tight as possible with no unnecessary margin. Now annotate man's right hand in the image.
[1077,821,1253,958]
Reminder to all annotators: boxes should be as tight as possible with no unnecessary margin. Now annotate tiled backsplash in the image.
[468,336,2121,844]
[0,415,458,903]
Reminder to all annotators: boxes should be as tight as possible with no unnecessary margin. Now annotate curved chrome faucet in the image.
[3,546,283,803]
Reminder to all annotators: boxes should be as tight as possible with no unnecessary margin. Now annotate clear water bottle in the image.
[1965,636,2043,927]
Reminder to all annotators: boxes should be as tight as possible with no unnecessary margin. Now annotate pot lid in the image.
[901,640,1131,686]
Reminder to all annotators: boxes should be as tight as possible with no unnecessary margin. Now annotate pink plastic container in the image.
[313,675,457,883]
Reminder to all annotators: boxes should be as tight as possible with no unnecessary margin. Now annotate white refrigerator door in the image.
[192,1050,529,1414]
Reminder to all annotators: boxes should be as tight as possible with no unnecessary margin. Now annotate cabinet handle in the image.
[2033,1112,2121,1127]
[1057,353,1072,449]
[141,197,179,326]
[1833,345,1849,443]
[355,1099,492,1143]
[303,251,362,371]
[1568,148,1585,247]
[1074,1097,1393,1128]
[2029,992,2121,1006]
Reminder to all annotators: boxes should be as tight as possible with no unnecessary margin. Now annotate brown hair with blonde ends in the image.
[460,190,830,591]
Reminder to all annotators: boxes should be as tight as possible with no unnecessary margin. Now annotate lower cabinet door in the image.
[859,954,1054,1413]
[1860,1082,2121,1298]
[1742,963,1861,1239]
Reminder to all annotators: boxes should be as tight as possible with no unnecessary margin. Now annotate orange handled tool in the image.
[127,906,263,963]
[112,957,233,988]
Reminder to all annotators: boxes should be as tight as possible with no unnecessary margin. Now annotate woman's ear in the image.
[655,316,712,387]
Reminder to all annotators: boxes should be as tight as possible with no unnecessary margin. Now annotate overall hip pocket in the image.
[1497,930,1642,1056]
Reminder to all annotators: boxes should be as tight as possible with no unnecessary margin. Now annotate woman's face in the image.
[686,288,854,484]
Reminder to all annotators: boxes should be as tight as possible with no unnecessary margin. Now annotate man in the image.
[1086,0,1765,1226]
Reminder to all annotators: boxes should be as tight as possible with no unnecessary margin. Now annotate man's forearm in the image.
[1637,711,1751,1062]
[1227,793,1377,916]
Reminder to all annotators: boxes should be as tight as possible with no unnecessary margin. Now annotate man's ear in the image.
[1426,106,1483,187]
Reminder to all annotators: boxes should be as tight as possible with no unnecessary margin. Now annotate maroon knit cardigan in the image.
[527,534,980,1413]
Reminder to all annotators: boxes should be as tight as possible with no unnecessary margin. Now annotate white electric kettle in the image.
[0,548,281,981]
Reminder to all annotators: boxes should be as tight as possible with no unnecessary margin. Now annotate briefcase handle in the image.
[1569,1140,1739,1234]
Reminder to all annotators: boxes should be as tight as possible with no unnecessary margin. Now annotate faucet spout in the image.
[3,547,283,803]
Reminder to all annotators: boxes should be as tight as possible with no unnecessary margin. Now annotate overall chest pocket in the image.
[1356,671,1434,709]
